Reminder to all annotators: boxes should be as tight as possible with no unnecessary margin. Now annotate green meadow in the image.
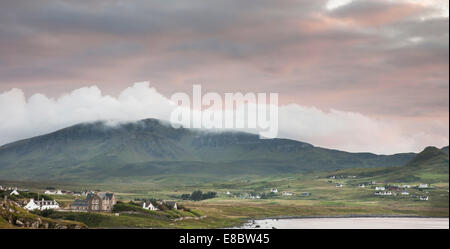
[2,170,448,228]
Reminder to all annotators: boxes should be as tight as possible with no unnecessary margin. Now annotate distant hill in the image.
[442,146,449,154]
[0,119,416,182]
[329,146,449,183]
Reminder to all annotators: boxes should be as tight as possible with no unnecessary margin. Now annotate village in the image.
[226,175,434,202]
[0,185,179,213]
[0,173,435,216]
[326,175,433,201]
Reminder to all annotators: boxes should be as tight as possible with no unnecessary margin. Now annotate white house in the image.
[418,184,429,189]
[142,202,159,211]
[24,199,59,211]
[402,185,411,188]
[374,191,392,196]
[375,186,385,191]
[359,184,365,188]
[270,188,278,193]
[401,191,410,195]
[226,191,231,195]
[282,192,293,196]
[9,189,19,196]
[419,196,429,201]
[45,189,64,195]
[336,184,343,188]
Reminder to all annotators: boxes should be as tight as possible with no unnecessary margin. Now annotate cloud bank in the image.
[0,82,447,154]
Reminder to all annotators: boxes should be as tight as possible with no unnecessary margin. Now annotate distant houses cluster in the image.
[328,175,357,179]
[0,185,183,214]
[371,183,432,200]
[0,186,21,196]
[234,188,303,200]
[324,175,433,201]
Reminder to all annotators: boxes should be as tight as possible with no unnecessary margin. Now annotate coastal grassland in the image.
[182,199,449,219]
[46,209,242,228]
[1,169,448,228]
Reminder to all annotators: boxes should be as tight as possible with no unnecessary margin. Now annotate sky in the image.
[0,0,448,154]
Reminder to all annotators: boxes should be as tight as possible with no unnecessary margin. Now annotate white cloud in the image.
[326,0,353,10]
[0,82,447,154]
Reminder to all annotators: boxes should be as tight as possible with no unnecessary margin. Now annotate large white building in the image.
[24,199,60,211]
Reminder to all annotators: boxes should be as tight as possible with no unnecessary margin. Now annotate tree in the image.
[190,190,203,201]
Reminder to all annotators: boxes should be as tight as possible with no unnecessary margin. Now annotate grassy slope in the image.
[325,146,449,183]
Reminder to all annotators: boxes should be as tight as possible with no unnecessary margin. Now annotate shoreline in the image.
[245,214,449,221]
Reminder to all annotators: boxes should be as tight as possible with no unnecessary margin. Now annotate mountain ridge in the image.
[0,118,418,182]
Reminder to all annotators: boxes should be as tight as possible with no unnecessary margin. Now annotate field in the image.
[1,169,448,228]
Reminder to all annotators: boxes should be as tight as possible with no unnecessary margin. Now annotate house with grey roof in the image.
[70,192,116,211]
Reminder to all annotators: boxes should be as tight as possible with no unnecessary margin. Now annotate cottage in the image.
[401,191,410,195]
[375,186,385,191]
[359,184,365,188]
[24,198,59,211]
[9,189,19,196]
[142,201,159,211]
[402,185,411,189]
[419,196,429,201]
[270,188,278,193]
[418,184,429,189]
[336,184,343,188]
[70,192,116,211]
[282,192,294,196]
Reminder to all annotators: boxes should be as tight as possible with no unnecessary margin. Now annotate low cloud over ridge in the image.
[0,82,447,154]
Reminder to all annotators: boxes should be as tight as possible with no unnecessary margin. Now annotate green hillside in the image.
[0,119,416,182]
[328,146,449,183]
